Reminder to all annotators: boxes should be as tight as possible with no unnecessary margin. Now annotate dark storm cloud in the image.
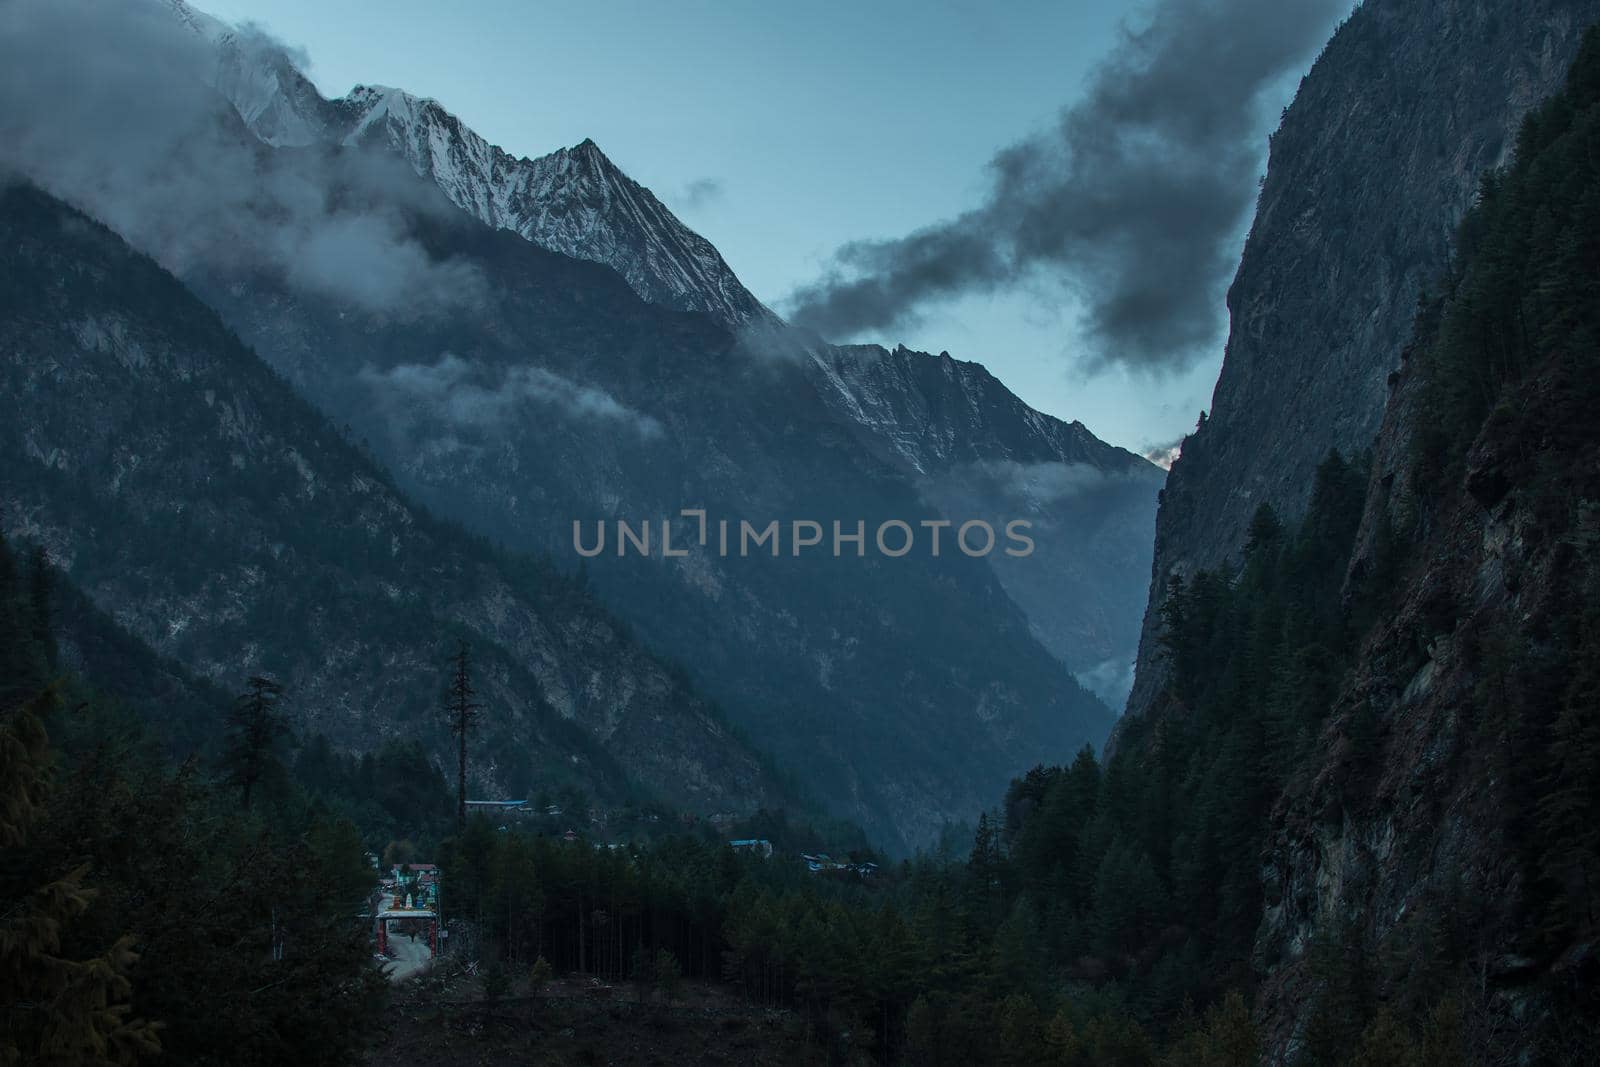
[0,0,483,317]
[784,0,1347,374]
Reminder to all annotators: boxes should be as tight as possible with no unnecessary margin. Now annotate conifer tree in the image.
[0,529,32,705]
[0,690,160,1066]
[445,640,482,833]
[25,547,56,672]
[1536,548,1600,941]
[222,675,287,811]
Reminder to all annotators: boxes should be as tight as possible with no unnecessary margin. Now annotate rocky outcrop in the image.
[1125,0,1600,723]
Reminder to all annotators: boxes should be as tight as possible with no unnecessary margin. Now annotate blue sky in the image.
[199,0,1329,458]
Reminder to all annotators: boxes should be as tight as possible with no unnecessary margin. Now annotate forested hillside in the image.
[0,526,386,1066]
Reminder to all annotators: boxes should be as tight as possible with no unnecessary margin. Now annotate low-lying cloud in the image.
[956,460,1119,509]
[1141,438,1185,470]
[674,177,725,212]
[784,0,1346,375]
[920,459,1155,530]
[1075,656,1136,709]
[361,354,663,439]
[0,0,483,317]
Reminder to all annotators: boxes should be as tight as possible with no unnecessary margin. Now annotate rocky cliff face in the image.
[1248,27,1600,1056]
[0,182,784,818]
[1125,0,1600,722]
[1257,223,1599,1063]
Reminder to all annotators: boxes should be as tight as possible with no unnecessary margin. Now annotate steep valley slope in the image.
[0,181,785,820]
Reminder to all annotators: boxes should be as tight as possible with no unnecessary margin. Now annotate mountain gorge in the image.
[178,170,1116,852]
[0,0,1166,852]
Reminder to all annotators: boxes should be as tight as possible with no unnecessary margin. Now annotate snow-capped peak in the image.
[165,0,229,43]
[166,1,771,328]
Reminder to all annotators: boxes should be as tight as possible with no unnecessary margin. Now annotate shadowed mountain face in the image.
[179,177,1115,852]
[810,343,1164,698]
[0,182,786,820]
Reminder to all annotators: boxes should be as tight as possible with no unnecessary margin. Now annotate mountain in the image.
[170,0,771,329]
[812,343,1164,691]
[1122,0,1600,722]
[171,167,1113,853]
[342,113,776,330]
[165,0,1161,709]
[50,1,1155,850]
[966,27,1600,1057]
[1253,30,1600,1051]
[0,180,785,820]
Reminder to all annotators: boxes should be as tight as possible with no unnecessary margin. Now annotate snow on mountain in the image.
[338,91,777,327]
[165,1,1139,470]
[166,0,340,147]
[167,1,768,326]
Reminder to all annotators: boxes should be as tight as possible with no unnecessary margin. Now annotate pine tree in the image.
[653,948,681,1005]
[1536,559,1600,941]
[1163,991,1260,1066]
[222,675,287,811]
[0,690,160,1066]
[966,813,1004,930]
[0,529,37,705]
[445,640,482,834]
[25,547,56,672]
